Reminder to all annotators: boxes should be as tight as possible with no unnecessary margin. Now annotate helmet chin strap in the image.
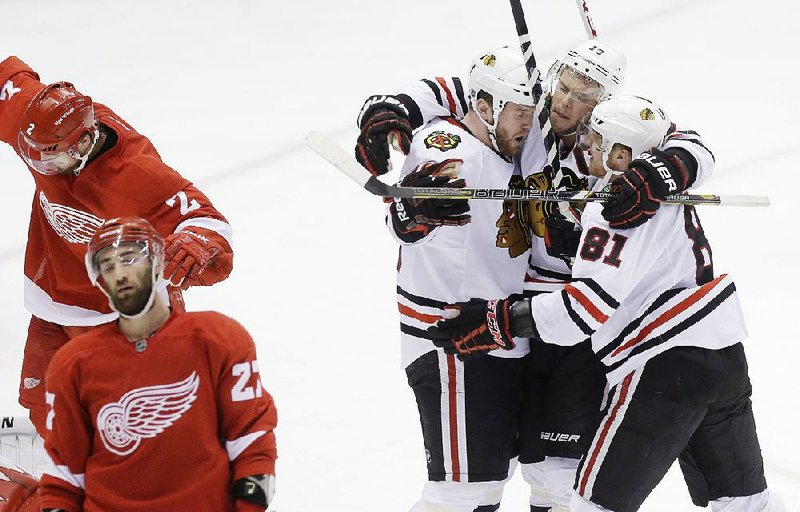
[474,99,505,153]
[71,127,100,176]
[103,263,167,320]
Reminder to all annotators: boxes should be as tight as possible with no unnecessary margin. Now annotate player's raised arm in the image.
[355,77,468,176]
[0,57,46,150]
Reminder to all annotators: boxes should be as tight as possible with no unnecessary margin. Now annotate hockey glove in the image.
[602,148,696,229]
[427,298,518,357]
[544,215,582,260]
[234,474,274,511]
[390,159,470,243]
[0,464,41,512]
[163,228,226,290]
[355,95,413,176]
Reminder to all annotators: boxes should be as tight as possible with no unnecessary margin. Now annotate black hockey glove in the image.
[389,159,471,243]
[544,215,582,260]
[602,148,696,229]
[234,474,273,511]
[355,95,413,176]
[427,297,519,357]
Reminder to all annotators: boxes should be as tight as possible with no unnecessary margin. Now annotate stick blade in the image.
[718,195,771,207]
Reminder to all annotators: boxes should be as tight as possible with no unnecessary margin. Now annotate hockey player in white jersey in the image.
[355,39,719,512]
[390,46,539,512]
[428,95,786,512]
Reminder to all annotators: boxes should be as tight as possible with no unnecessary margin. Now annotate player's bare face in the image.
[96,244,154,316]
[550,69,602,136]
[495,103,534,157]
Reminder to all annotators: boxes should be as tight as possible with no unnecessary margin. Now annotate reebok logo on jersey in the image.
[0,80,21,101]
[23,378,41,390]
[424,131,461,152]
[641,152,678,192]
[97,372,199,456]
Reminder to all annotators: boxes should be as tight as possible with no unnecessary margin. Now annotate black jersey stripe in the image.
[421,79,445,108]
[572,278,620,309]
[529,265,572,281]
[626,283,736,359]
[452,77,469,116]
[667,136,716,162]
[603,283,736,374]
[596,288,683,360]
[397,93,424,130]
[401,322,438,341]
[562,290,594,336]
[397,286,447,309]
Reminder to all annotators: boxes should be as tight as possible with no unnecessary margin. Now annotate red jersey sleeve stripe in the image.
[435,77,458,115]
[610,274,727,357]
[565,284,609,324]
[398,303,443,323]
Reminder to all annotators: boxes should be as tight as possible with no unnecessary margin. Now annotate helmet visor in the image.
[88,241,152,286]
[549,64,605,108]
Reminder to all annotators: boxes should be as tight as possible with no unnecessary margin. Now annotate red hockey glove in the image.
[355,95,413,176]
[0,464,41,512]
[427,298,517,357]
[389,159,470,243]
[602,148,696,229]
[163,228,226,290]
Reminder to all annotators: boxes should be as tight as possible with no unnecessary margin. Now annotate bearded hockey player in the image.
[39,217,276,512]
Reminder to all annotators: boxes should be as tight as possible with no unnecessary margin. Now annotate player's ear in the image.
[475,98,495,125]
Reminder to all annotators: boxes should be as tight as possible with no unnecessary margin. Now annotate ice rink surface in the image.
[1,0,798,510]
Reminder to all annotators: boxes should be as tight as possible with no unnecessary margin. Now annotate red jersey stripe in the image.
[398,303,442,324]
[435,77,458,114]
[446,354,461,481]
[610,274,727,357]
[565,284,609,324]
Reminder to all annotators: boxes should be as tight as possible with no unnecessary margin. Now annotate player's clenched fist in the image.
[427,297,518,357]
[163,229,225,289]
[355,95,413,176]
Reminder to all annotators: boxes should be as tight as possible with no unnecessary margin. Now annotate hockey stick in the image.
[306,131,769,207]
[575,0,599,38]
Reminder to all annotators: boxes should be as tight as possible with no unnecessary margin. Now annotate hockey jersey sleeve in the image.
[663,124,715,189]
[396,77,469,129]
[123,154,234,286]
[527,203,675,346]
[40,354,92,512]
[0,57,46,149]
[210,315,278,482]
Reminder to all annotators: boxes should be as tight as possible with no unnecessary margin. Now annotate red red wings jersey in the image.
[40,311,277,512]
[0,57,233,326]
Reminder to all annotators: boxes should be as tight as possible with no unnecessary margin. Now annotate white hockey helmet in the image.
[582,95,671,174]
[550,39,627,101]
[468,45,535,151]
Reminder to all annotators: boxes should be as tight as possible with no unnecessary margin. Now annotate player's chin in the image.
[500,137,524,157]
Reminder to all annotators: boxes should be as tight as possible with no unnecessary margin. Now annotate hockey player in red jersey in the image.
[0,56,234,435]
[429,95,785,512]
[39,217,277,512]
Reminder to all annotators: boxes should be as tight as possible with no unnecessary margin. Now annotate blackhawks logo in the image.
[640,107,656,121]
[424,131,461,152]
[495,167,588,259]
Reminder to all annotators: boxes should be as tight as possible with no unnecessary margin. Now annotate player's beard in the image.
[495,126,524,158]
[111,279,154,316]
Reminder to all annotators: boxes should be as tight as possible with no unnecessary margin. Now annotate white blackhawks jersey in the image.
[529,175,746,386]
[392,118,540,367]
[396,77,718,300]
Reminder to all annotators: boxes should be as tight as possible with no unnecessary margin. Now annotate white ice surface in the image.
[0,1,798,510]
